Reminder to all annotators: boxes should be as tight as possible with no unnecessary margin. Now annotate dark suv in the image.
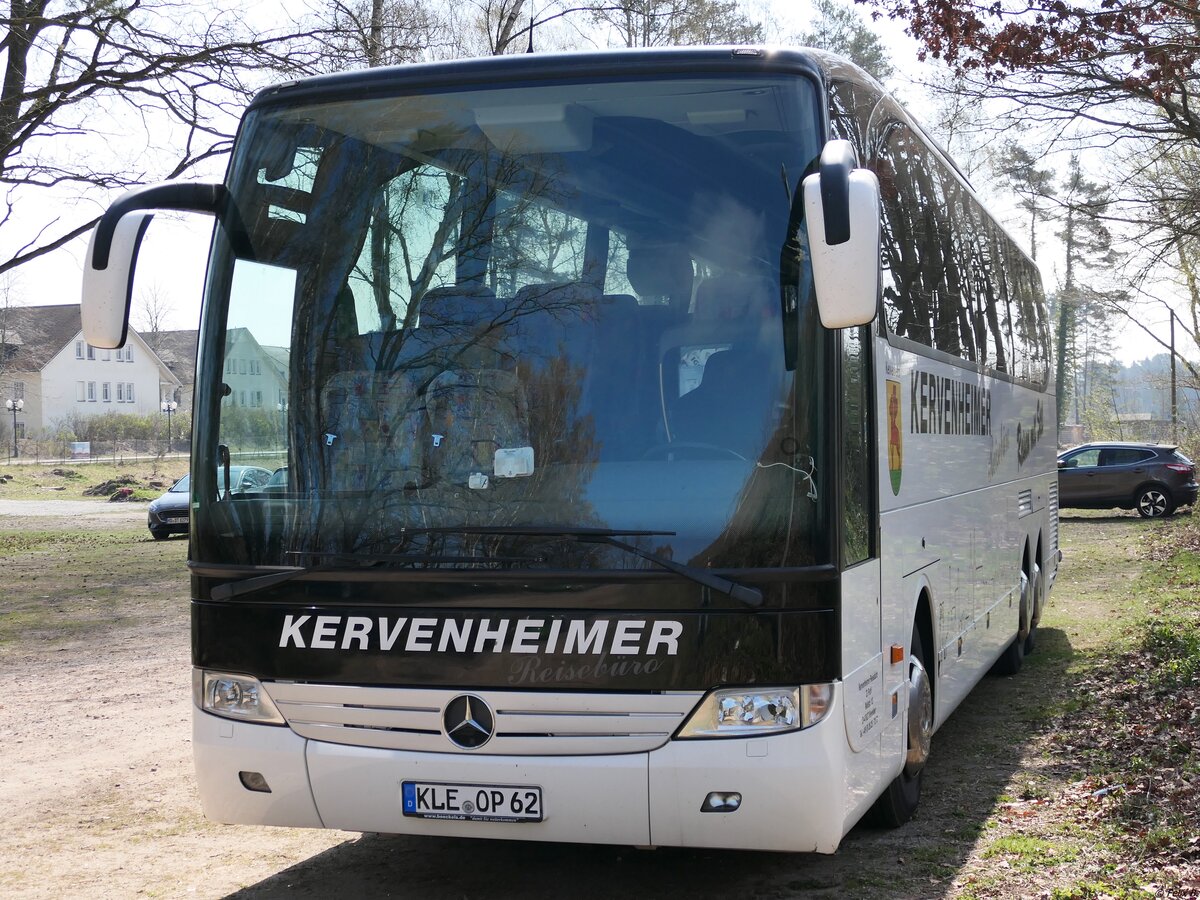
[1058,442,1198,518]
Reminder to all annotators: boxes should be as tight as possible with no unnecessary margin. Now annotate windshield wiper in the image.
[211,566,309,601]
[209,527,764,608]
[410,526,764,608]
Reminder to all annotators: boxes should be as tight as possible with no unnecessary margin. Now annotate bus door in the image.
[838,326,891,788]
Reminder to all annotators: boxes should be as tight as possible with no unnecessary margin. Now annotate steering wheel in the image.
[641,442,747,461]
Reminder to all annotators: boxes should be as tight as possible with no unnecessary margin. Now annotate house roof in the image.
[0,304,187,386]
[148,329,199,386]
[1,304,83,372]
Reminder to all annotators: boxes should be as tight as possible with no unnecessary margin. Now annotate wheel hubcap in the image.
[1140,491,1167,516]
[905,655,933,777]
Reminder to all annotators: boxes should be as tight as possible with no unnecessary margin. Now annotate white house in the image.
[1,304,183,439]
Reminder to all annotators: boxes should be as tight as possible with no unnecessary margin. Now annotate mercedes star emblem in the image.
[443,694,495,749]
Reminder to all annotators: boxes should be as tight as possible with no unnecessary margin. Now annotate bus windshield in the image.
[194,74,828,572]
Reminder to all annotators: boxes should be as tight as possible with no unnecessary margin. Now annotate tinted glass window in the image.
[1064,449,1100,467]
[841,326,872,565]
[1105,448,1155,466]
[196,75,830,571]
[873,117,1050,387]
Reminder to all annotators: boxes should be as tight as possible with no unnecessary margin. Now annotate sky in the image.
[6,0,1191,368]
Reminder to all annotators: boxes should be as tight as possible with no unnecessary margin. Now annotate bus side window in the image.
[841,325,873,564]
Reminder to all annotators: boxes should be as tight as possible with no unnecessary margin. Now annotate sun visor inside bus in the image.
[474,103,594,153]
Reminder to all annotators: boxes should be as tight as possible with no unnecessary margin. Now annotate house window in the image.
[86,345,95,360]
[77,381,85,402]
[117,383,124,402]
[87,381,96,401]
[11,381,23,400]
[102,382,111,402]
[225,358,234,375]
[126,347,134,362]
[239,359,247,375]
[14,423,24,439]
[240,390,247,406]
[76,341,84,359]
[253,390,263,407]
[126,383,135,402]
[103,349,111,361]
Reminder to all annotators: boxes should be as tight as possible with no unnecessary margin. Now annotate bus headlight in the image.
[677,684,834,738]
[193,669,285,725]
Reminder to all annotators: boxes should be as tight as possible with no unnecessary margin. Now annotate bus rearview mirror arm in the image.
[81,182,253,348]
[802,140,881,330]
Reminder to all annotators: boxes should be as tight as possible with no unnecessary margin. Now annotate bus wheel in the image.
[869,625,932,827]
[1024,562,1042,655]
[992,571,1028,676]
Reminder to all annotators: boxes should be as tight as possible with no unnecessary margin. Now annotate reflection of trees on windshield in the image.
[206,81,823,572]
[238,133,613,563]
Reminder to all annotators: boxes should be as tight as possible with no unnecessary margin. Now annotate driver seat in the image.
[670,346,772,458]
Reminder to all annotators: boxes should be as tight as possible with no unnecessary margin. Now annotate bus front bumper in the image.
[193,702,853,854]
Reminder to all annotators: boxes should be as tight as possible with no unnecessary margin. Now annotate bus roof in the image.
[248,46,833,111]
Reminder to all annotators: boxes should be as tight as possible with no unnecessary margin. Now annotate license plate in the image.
[165,517,187,524]
[402,781,543,823]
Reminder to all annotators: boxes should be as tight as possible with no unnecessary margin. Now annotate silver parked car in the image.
[147,466,273,539]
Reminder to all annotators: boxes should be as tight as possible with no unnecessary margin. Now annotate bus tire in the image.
[1024,562,1042,655]
[869,624,932,828]
[992,571,1027,676]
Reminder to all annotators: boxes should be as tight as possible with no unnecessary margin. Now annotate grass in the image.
[983,834,1079,870]
[968,513,1200,898]
[0,526,188,648]
[0,459,188,501]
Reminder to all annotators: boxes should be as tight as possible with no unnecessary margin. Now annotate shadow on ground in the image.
[225,626,1076,900]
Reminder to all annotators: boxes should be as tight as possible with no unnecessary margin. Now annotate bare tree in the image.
[590,0,763,48]
[131,281,174,350]
[305,0,444,69]
[0,0,331,280]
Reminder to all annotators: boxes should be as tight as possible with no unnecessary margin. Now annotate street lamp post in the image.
[5,398,23,458]
[277,399,288,449]
[161,400,178,454]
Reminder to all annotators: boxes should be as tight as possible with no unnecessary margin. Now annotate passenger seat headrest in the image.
[626,243,694,303]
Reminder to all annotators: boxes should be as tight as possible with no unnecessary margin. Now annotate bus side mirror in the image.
[81,211,153,349]
[802,140,881,329]
[81,181,241,348]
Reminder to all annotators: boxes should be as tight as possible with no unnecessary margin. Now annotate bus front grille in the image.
[264,682,701,755]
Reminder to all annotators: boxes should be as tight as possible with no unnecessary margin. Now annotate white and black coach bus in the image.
[81,47,1058,853]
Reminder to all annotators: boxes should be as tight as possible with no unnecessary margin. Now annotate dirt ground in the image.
[0,502,1171,898]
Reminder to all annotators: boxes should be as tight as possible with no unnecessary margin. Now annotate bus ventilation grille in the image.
[263,683,700,756]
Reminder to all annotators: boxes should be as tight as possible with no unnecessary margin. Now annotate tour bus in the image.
[80,47,1057,853]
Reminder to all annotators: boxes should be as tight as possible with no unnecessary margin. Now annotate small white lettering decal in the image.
[279,614,310,648]
[311,615,340,649]
[611,620,645,655]
[545,619,562,653]
[438,619,472,652]
[511,619,545,653]
[378,617,407,650]
[647,621,683,655]
[341,616,372,650]
[473,618,508,653]
[564,620,608,655]
[406,618,437,651]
